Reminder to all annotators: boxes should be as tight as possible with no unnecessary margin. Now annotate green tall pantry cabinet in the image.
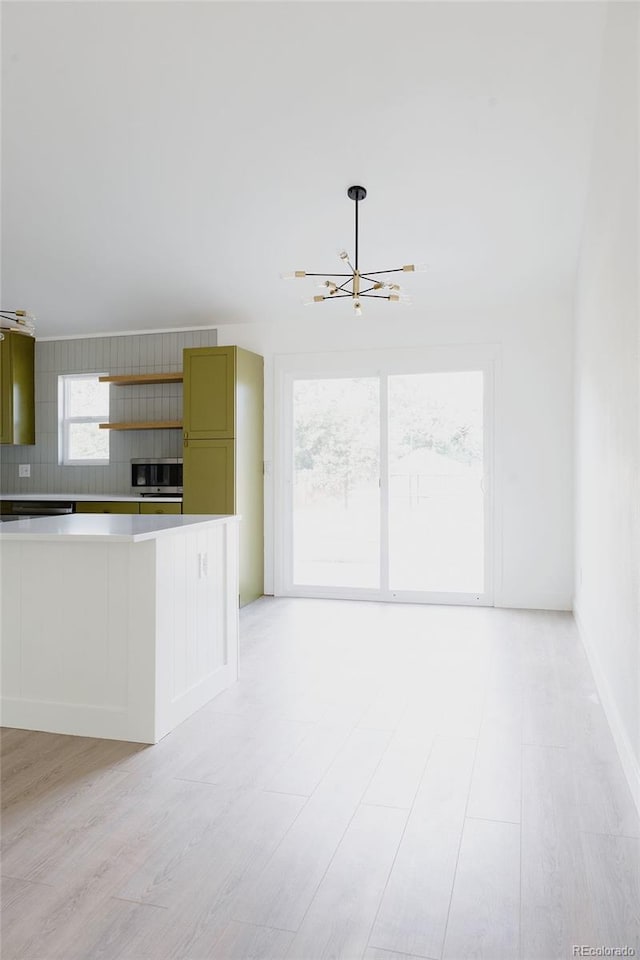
[182,346,264,607]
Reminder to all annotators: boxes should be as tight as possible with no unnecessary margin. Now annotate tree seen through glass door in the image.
[293,377,380,588]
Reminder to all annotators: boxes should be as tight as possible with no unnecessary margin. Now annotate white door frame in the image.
[274,345,500,606]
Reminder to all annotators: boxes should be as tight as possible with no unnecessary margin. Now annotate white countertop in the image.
[0,493,182,503]
[0,513,236,542]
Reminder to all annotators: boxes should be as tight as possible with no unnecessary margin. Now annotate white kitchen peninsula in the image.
[0,514,239,743]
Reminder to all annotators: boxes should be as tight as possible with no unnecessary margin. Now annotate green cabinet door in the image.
[183,439,235,514]
[0,335,11,443]
[183,346,236,439]
[139,502,182,515]
[0,331,35,445]
[75,502,140,514]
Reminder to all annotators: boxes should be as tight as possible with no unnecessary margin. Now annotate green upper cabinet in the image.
[183,346,236,439]
[0,331,35,445]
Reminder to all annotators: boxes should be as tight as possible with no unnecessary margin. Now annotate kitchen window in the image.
[58,373,110,465]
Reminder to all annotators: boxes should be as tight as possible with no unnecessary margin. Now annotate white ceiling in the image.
[2,1,607,337]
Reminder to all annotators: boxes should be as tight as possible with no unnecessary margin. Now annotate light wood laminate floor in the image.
[2,599,639,960]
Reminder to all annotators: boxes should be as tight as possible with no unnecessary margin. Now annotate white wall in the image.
[574,3,640,798]
[217,297,574,610]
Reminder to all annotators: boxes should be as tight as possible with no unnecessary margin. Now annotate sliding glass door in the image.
[292,377,380,589]
[388,371,484,595]
[280,351,493,605]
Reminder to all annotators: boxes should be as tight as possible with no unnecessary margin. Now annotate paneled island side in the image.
[0,514,239,743]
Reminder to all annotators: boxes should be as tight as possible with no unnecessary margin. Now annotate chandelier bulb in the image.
[317,280,338,294]
[353,300,363,317]
[390,294,412,305]
[338,250,350,262]
[281,271,306,280]
[402,263,428,274]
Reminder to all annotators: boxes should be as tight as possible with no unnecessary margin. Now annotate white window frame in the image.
[58,373,110,466]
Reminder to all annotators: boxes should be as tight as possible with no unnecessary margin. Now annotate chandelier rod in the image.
[359,268,406,277]
[347,184,367,272]
[355,193,360,272]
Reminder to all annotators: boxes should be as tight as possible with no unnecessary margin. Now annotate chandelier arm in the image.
[359,268,406,278]
[328,293,354,299]
[336,278,353,293]
[302,272,354,278]
[360,294,392,300]
[359,284,381,295]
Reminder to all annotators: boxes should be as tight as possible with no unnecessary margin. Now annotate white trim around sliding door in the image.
[274,344,501,606]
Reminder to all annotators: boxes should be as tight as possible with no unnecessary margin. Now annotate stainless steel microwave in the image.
[131,458,183,496]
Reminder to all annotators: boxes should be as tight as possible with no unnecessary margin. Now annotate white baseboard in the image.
[574,608,640,818]
[0,696,152,743]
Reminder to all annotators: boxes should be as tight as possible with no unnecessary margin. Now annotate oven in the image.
[131,458,183,496]
[0,501,75,521]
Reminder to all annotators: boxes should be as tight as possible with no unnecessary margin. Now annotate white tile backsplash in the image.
[0,329,217,494]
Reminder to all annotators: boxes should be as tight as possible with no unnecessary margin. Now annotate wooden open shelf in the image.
[99,373,183,386]
[99,420,182,431]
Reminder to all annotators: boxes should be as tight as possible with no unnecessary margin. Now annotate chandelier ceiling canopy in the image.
[282,186,425,316]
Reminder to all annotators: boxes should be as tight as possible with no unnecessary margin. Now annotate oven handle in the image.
[12,502,74,516]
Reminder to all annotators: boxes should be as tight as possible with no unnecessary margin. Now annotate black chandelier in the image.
[282,186,425,315]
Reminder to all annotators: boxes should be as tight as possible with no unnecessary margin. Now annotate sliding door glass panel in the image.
[388,371,484,594]
[292,377,380,588]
